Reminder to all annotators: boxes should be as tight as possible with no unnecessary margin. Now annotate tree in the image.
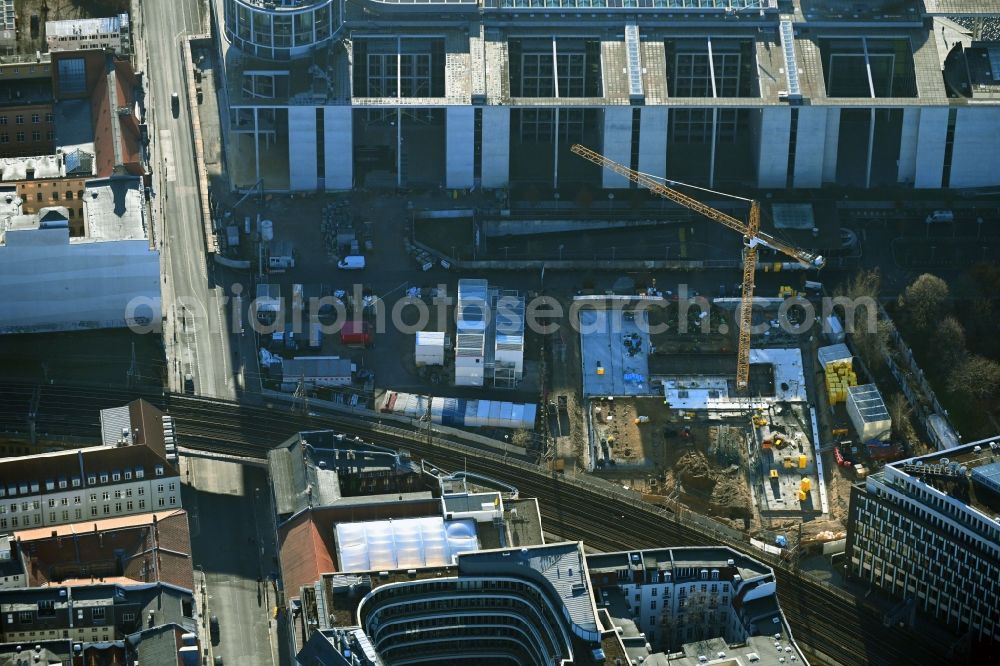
[947,355,1000,401]
[897,273,950,338]
[511,429,533,448]
[887,392,919,446]
[834,270,888,369]
[929,316,967,378]
[852,318,892,372]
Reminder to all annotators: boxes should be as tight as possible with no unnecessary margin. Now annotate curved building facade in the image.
[358,576,579,665]
[222,0,336,60]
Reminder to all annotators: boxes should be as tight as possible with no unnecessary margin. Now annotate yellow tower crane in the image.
[571,143,825,392]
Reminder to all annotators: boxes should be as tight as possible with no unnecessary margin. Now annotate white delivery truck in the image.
[337,255,366,270]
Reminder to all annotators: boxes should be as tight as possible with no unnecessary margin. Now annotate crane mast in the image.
[570,143,823,392]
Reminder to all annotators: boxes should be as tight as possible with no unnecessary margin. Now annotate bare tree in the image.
[897,273,950,338]
[887,392,921,447]
[947,355,1000,401]
[834,270,889,369]
[511,429,532,448]
[930,316,967,378]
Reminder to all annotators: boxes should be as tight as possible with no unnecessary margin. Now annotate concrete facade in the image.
[601,107,632,189]
[913,107,949,189]
[446,106,475,189]
[637,107,668,180]
[480,107,510,189]
[219,1,1000,193]
[324,107,353,190]
[757,107,791,189]
[793,107,827,188]
[288,106,318,191]
[949,107,1000,188]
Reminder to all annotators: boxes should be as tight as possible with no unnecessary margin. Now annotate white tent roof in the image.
[335,516,479,572]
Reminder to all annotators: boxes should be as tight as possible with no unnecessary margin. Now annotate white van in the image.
[338,255,366,270]
[925,210,954,224]
[269,255,295,272]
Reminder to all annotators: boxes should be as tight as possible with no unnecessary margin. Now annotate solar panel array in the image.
[971,461,1000,495]
[779,19,801,98]
[625,23,644,99]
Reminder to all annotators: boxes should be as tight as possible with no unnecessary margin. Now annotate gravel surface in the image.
[949,16,1000,41]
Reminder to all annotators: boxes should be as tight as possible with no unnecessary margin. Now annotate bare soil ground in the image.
[547,303,586,470]
[595,420,753,528]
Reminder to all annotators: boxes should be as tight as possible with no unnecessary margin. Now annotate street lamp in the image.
[558,244,565,261]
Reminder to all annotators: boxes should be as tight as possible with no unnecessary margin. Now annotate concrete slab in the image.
[579,306,653,398]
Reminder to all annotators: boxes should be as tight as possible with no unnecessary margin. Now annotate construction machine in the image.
[571,143,824,392]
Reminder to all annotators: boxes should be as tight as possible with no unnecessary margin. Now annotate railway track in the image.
[0,382,951,665]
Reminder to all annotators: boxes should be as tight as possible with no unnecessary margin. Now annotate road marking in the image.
[160,129,177,182]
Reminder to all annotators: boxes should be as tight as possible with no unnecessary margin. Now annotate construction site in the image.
[547,145,891,557]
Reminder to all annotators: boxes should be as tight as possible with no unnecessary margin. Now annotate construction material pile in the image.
[818,343,857,405]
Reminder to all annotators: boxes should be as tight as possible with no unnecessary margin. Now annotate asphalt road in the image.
[182,456,278,666]
[141,0,237,399]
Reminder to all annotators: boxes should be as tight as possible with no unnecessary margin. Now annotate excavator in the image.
[571,143,824,393]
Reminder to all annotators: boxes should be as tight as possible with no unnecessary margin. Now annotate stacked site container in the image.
[455,279,488,386]
[415,331,446,366]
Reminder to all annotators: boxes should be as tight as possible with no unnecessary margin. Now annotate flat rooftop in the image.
[81,175,147,241]
[587,546,771,584]
[579,301,654,397]
[46,14,127,37]
[668,634,803,666]
[890,438,1000,518]
[660,347,806,412]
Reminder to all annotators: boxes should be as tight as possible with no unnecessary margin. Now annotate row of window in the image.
[0,114,54,125]
[1,483,175,513]
[0,65,47,75]
[877,479,1000,558]
[10,606,118,624]
[0,465,165,499]
[0,131,53,143]
[0,496,175,528]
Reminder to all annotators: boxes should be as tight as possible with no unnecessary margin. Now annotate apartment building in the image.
[846,439,1000,643]
[0,582,194,648]
[0,400,179,530]
[2,149,95,234]
[0,59,55,158]
[587,547,797,656]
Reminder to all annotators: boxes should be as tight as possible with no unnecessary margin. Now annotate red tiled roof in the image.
[16,510,193,591]
[91,55,143,178]
[278,511,337,603]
